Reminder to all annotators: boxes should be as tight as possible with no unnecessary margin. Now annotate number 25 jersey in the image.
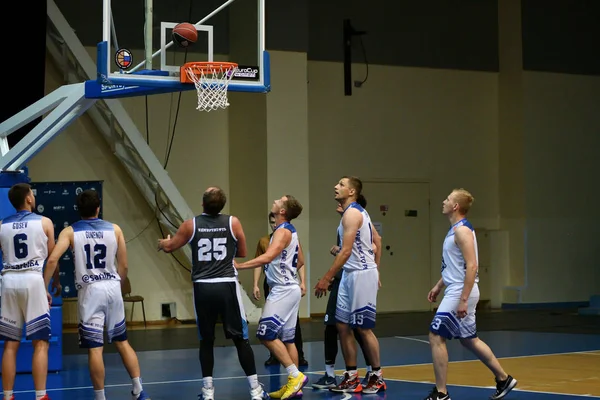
[72,218,120,288]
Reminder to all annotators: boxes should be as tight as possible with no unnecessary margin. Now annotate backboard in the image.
[85,0,270,100]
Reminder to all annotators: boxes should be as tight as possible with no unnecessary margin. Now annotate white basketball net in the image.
[185,64,238,112]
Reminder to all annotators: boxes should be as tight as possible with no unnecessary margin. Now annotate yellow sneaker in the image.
[281,372,308,399]
[268,383,287,399]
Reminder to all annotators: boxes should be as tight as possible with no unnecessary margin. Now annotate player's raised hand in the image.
[157,234,171,251]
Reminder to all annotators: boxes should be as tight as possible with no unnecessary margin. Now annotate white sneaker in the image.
[249,384,268,400]
[201,386,215,400]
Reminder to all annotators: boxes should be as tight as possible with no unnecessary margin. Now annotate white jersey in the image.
[340,202,377,272]
[265,222,300,287]
[441,218,479,296]
[0,211,47,274]
[72,218,120,288]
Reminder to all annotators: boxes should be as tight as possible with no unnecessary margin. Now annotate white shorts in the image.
[336,268,378,329]
[257,284,301,343]
[0,272,51,341]
[77,280,127,348]
[429,285,479,340]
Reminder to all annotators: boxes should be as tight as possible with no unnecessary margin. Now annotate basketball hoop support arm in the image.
[127,0,237,73]
[0,84,95,171]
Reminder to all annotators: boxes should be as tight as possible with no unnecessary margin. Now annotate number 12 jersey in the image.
[72,219,120,288]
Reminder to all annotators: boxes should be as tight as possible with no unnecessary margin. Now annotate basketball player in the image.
[236,195,308,399]
[0,183,56,400]
[157,187,267,400]
[312,194,379,390]
[424,189,517,400]
[314,176,386,394]
[43,189,150,400]
[252,213,308,367]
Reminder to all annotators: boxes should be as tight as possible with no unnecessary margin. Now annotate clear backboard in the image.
[85,0,270,101]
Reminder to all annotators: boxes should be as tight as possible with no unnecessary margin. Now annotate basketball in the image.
[172,22,198,47]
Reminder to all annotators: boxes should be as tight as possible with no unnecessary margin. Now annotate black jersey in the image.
[189,213,238,281]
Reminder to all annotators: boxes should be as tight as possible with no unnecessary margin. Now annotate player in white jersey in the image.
[314,176,386,394]
[0,183,57,400]
[236,195,308,399]
[43,190,150,400]
[425,189,517,400]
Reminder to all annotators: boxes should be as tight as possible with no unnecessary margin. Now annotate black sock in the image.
[233,337,257,376]
[199,338,215,378]
[324,325,338,364]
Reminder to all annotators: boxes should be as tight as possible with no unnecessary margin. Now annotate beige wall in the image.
[307,61,499,313]
[24,45,600,323]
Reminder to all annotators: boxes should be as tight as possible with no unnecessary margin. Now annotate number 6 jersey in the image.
[0,211,47,274]
[72,218,120,288]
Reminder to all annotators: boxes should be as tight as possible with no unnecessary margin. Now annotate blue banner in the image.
[30,181,103,299]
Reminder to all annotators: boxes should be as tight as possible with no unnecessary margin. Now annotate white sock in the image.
[35,391,47,400]
[247,374,259,389]
[204,376,214,389]
[132,377,143,395]
[4,391,13,399]
[286,364,300,378]
[325,364,335,378]
[94,389,106,400]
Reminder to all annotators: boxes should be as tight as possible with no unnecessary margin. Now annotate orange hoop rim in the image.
[180,61,239,83]
[182,61,238,71]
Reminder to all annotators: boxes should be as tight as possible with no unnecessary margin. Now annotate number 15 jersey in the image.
[72,218,120,288]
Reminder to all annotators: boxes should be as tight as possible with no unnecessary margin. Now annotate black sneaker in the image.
[312,374,337,389]
[264,355,279,366]
[424,386,450,400]
[490,375,517,399]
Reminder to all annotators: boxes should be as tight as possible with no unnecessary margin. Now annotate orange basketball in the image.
[172,22,198,47]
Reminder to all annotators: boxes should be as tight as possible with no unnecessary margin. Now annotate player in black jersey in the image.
[158,187,267,400]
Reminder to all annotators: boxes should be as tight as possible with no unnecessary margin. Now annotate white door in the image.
[362,182,432,312]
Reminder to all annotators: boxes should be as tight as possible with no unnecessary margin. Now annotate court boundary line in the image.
[383,377,600,399]
[394,335,430,344]
[13,349,600,395]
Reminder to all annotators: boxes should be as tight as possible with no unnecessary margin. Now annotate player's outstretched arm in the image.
[317,208,361,288]
[157,219,193,253]
[44,226,72,289]
[42,216,61,294]
[236,228,291,270]
[231,216,247,258]
[114,224,128,281]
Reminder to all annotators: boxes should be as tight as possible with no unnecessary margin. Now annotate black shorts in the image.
[193,281,248,341]
[324,278,341,326]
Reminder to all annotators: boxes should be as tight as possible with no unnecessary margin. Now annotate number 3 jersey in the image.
[0,211,47,274]
[72,218,120,288]
[189,213,238,281]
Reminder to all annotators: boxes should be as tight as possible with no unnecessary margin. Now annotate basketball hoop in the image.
[180,62,239,112]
